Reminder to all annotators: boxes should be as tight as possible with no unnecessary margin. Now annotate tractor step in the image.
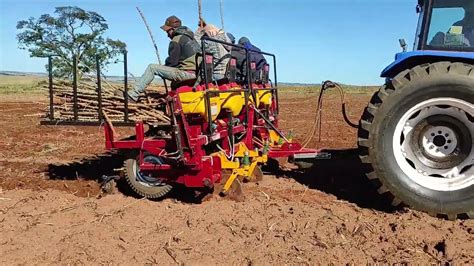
[292,152,331,160]
[290,152,331,169]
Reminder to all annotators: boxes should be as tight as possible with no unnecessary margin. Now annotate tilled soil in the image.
[0,91,473,264]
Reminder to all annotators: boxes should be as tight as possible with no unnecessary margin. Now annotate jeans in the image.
[129,64,196,100]
[213,74,225,81]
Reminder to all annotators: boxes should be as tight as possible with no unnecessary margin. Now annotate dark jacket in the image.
[244,42,267,71]
[165,26,201,71]
[231,41,267,77]
[231,47,246,76]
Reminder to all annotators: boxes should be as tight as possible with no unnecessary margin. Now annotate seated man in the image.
[128,16,201,101]
[430,2,474,47]
[454,2,474,45]
[231,37,267,80]
[195,20,232,81]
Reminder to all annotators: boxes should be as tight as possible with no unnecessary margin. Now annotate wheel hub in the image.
[135,156,167,187]
[393,98,474,192]
[421,126,458,158]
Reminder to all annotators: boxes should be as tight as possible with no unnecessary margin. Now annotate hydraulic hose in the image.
[302,80,359,148]
[328,81,359,129]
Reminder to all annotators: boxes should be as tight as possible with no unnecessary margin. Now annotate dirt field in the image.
[0,87,473,264]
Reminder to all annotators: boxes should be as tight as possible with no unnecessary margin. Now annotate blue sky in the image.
[0,0,419,85]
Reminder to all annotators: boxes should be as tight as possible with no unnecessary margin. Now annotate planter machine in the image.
[42,37,325,199]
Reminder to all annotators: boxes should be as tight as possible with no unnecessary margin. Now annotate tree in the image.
[17,6,126,78]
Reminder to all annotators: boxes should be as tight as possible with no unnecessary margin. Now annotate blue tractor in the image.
[358,0,474,219]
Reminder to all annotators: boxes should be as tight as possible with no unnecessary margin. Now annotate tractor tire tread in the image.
[357,61,474,220]
[366,103,378,115]
[366,171,377,180]
[359,120,371,131]
[391,197,403,207]
[467,211,474,219]
[377,185,389,194]
[357,138,370,148]
[359,155,371,164]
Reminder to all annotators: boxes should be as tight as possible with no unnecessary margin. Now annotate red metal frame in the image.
[103,78,319,189]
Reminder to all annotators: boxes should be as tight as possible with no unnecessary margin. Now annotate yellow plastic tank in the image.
[249,85,260,107]
[219,85,245,116]
[178,88,221,121]
[257,89,273,107]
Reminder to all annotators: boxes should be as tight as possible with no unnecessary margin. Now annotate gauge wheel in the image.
[358,61,474,219]
[123,157,173,199]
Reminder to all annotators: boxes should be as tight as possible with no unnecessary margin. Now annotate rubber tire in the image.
[123,159,173,199]
[358,61,474,220]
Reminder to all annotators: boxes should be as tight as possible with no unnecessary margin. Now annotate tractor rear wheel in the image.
[358,61,474,219]
[123,157,173,199]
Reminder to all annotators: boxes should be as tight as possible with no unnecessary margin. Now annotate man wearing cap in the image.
[128,16,201,101]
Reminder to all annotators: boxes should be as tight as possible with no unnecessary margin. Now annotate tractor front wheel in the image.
[358,62,474,219]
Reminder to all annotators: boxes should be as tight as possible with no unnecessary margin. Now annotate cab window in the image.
[427,5,473,48]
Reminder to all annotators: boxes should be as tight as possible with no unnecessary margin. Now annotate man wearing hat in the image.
[128,16,201,101]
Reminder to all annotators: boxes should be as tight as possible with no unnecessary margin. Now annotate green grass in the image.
[278,84,380,97]
[0,75,47,94]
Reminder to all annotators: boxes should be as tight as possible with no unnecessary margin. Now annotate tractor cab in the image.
[416,0,474,51]
[381,0,474,78]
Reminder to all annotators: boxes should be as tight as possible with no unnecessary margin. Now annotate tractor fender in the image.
[381,50,474,79]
